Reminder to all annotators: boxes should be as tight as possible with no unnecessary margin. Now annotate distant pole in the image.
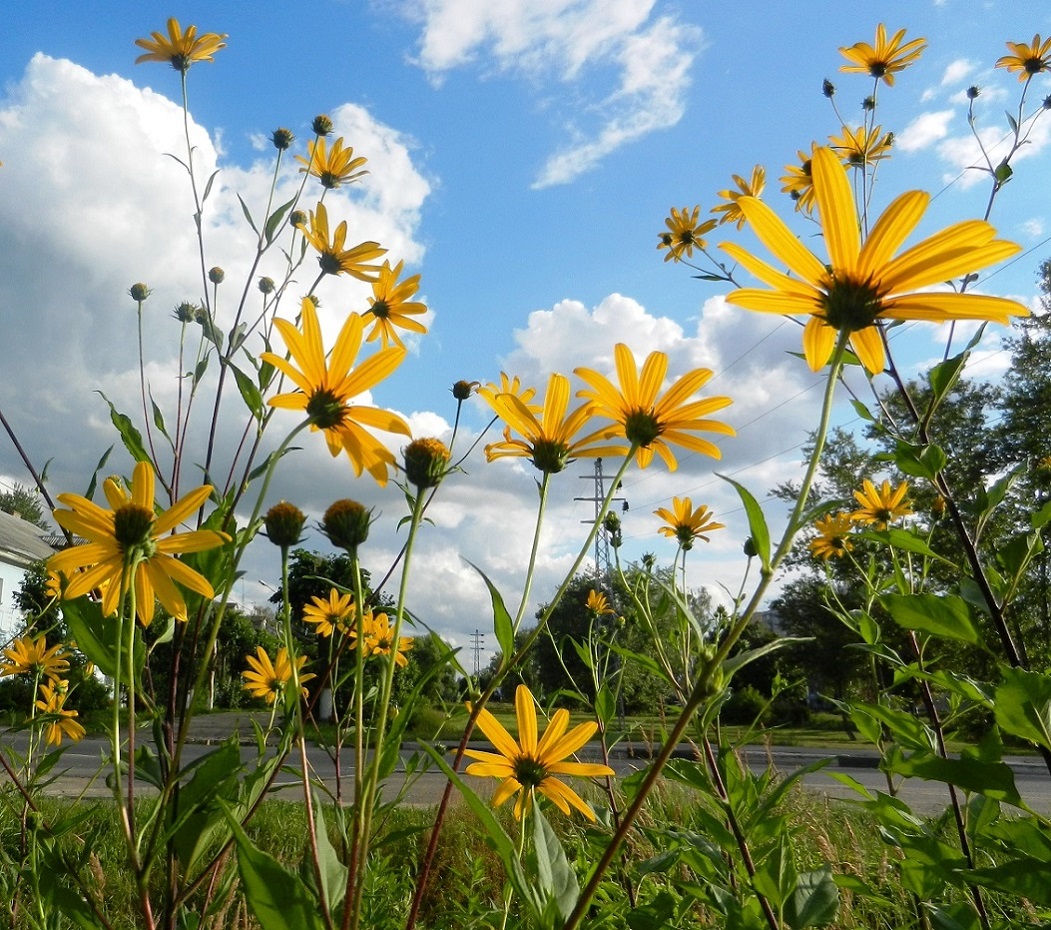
[575,458,626,594]
[469,629,485,676]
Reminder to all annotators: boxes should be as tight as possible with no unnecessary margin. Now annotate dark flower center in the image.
[170,55,192,73]
[1025,57,1045,75]
[624,409,661,448]
[318,252,343,275]
[869,61,888,78]
[676,526,696,549]
[113,504,157,556]
[306,388,347,429]
[659,233,673,246]
[531,438,571,474]
[820,274,884,332]
[319,171,339,189]
[371,299,391,320]
[677,230,696,246]
[513,755,547,789]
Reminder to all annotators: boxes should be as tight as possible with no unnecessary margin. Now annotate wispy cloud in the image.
[403,0,702,187]
[897,109,955,152]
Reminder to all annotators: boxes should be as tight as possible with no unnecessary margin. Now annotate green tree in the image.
[0,482,48,530]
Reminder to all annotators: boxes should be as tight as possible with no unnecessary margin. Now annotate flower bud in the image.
[271,127,295,150]
[264,501,306,548]
[603,511,622,548]
[743,536,758,558]
[451,380,479,400]
[258,276,276,294]
[208,266,225,284]
[322,499,371,550]
[129,282,151,302]
[862,95,875,111]
[403,437,451,489]
[173,301,198,323]
[822,79,836,98]
[966,85,980,100]
[290,210,308,229]
[312,114,334,136]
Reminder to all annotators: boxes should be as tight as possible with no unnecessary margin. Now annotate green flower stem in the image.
[512,471,552,630]
[405,448,635,930]
[343,551,368,918]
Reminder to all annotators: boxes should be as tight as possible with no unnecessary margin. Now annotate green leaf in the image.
[232,364,264,421]
[1032,499,1051,530]
[784,866,839,929]
[850,399,875,422]
[892,440,947,480]
[222,802,325,930]
[927,351,969,408]
[751,833,796,908]
[237,193,259,233]
[202,168,220,203]
[36,868,107,930]
[265,196,297,244]
[993,158,1013,185]
[880,593,981,645]
[62,595,144,682]
[886,752,1023,807]
[723,637,809,679]
[193,355,209,386]
[310,803,347,917]
[531,805,579,923]
[970,859,1051,904]
[466,560,515,657]
[84,445,114,500]
[720,476,770,570]
[861,528,955,565]
[594,682,616,725]
[97,391,150,464]
[994,667,1051,752]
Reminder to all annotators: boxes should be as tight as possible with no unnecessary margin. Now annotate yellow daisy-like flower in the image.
[780,148,817,213]
[809,513,854,560]
[364,260,428,348]
[996,34,1051,82]
[575,345,735,471]
[480,373,541,415]
[1,634,69,681]
[302,589,354,638]
[262,298,411,485]
[850,479,912,529]
[295,137,368,189]
[359,611,413,668]
[839,24,926,86]
[482,372,626,474]
[654,497,725,551]
[134,18,227,72]
[720,146,1027,375]
[242,646,314,704]
[296,203,386,281]
[658,206,718,262]
[829,125,893,168]
[711,166,766,229]
[35,681,85,746]
[585,590,615,616]
[466,684,614,820]
[48,462,228,626]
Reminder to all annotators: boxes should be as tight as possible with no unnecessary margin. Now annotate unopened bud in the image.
[322,499,371,550]
[129,282,151,302]
[264,501,306,548]
[208,266,225,284]
[271,127,295,150]
[312,114,334,136]
[403,437,451,489]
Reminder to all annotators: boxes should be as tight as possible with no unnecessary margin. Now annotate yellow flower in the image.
[658,206,718,262]
[829,125,893,168]
[575,345,734,471]
[996,34,1051,82]
[721,146,1027,374]
[364,260,428,347]
[49,462,228,626]
[296,137,368,189]
[134,18,227,71]
[839,24,926,86]
[465,684,614,820]
[35,681,85,746]
[483,372,626,474]
[480,373,541,415]
[302,589,354,638]
[296,203,386,281]
[655,497,724,551]
[585,590,615,616]
[359,611,413,668]
[1,634,69,681]
[809,513,854,559]
[850,479,912,529]
[262,298,411,485]
[780,148,817,213]
[711,166,765,229]
[242,647,314,704]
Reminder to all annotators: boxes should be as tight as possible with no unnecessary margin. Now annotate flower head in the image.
[465,684,614,820]
[452,380,480,401]
[780,148,817,213]
[48,462,228,626]
[264,501,306,548]
[809,513,854,559]
[483,373,625,474]
[296,137,368,189]
[296,203,385,281]
[134,18,227,71]
[322,499,372,549]
[850,479,912,529]
[575,346,734,471]
[654,497,724,550]
[357,611,413,667]
[721,146,1027,374]
[262,298,410,485]
[303,589,355,638]
[996,34,1051,82]
[585,590,615,616]
[1,634,69,681]
[364,260,428,347]
[403,437,450,489]
[481,373,541,414]
[829,125,893,168]
[711,167,765,229]
[839,24,926,85]
[242,647,314,704]
[658,206,718,262]
[35,681,85,746]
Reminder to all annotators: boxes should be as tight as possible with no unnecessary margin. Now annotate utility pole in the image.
[469,629,485,677]
[575,458,627,595]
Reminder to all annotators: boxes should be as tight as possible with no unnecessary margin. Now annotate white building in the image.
[0,510,56,640]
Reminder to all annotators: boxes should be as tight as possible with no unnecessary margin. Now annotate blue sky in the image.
[0,1,1048,655]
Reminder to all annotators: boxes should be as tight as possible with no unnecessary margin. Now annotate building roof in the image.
[0,510,57,567]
